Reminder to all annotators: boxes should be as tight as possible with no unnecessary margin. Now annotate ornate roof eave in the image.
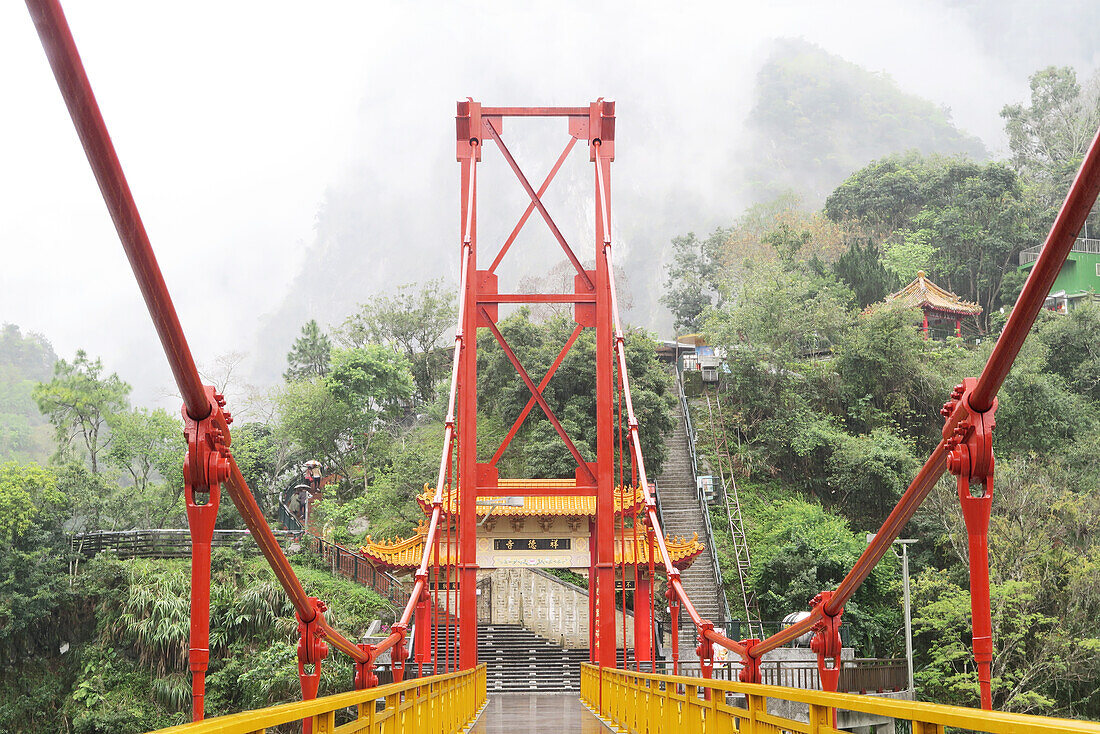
[868,270,982,317]
[357,528,705,573]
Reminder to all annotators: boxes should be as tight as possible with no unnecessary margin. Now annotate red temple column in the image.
[589,518,597,662]
[634,572,653,670]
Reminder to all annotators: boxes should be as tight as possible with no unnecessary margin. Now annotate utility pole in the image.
[902,541,913,693]
[868,534,917,694]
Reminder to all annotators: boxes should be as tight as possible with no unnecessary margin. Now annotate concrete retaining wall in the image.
[484,567,634,649]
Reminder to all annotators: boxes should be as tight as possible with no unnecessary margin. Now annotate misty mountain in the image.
[739,39,989,207]
[947,0,1100,79]
[252,39,994,383]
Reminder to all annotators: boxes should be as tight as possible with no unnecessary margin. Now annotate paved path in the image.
[467,694,609,733]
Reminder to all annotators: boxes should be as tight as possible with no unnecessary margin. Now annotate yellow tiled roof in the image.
[360,521,458,568]
[358,525,704,572]
[416,480,646,517]
[880,271,982,316]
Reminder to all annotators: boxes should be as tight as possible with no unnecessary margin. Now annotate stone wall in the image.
[483,567,634,649]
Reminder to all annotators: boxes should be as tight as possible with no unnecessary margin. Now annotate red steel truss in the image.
[27,0,1100,718]
[452,99,620,667]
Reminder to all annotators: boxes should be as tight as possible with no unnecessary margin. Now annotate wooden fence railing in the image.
[72,529,287,559]
[72,529,410,608]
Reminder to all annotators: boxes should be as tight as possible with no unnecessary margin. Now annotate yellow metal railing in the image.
[151,665,486,734]
[580,664,1100,734]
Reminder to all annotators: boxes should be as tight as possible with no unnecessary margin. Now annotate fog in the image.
[1,0,1097,410]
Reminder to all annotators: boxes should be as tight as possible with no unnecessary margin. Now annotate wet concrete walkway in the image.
[467,694,610,733]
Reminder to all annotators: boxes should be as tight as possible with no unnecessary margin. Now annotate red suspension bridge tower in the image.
[451,100,625,669]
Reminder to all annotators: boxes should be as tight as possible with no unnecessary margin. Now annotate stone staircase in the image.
[655,403,726,660]
[477,624,591,692]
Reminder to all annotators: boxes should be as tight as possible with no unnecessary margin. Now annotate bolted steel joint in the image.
[354,643,377,690]
[941,377,997,485]
[695,620,715,666]
[182,385,233,512]
[295,597,330,703]
[739,639,763,683]
[809,591,844,693]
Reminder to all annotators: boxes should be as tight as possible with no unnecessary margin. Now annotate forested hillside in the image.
[0,280,675,733]
[669,64,1100,718]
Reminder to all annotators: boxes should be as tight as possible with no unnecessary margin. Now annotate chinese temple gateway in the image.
[358,479,705,648]
[359,479,705,573]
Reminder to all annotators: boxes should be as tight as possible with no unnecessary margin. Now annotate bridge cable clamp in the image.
[941,377,997,709]
[809,591,844,693]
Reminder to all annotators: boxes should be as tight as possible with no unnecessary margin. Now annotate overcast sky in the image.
[2,1,1096,410]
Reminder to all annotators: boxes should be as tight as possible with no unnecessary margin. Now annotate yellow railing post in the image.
[745,692,766,734]
[808,703,830,734]
[310,710,335,734]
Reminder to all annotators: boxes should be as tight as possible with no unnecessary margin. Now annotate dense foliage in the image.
[675,174,1100,717]
[476,310,674,479]
[0,325,56,462]
[0,549,391,734]
[0,273,676,731]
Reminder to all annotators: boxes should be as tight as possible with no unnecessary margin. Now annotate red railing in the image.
[300,534,411,607]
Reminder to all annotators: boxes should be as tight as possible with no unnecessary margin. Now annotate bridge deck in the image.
[469,694,608,732]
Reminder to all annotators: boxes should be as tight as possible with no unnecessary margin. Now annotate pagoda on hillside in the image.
[874,271,982,338]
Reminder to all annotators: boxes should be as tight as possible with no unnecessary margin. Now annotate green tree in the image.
[231,422,297,513]
[747,495,899,656]
[0,462,76,666]
[1001,66,1100,221]
[880,227,937,283]
[0,325,57,462]
[327,345,415,490]
[705,257,853,364]
[826,154,1040,331]
[338,281,456,403]
[993,334,1098,457]
[661,231,728,332]
[284,320,332,381]
[825,428,919,528]
[830,238,896,308]
[326,346,414,419]
[0,461,62,543]
[1036,302,1100,402]
[833,305,945,440]
[33,351,130,473]
[106,408,182,497]
[275,378,359,488]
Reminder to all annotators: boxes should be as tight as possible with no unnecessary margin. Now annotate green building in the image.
[1019,238,1100,312]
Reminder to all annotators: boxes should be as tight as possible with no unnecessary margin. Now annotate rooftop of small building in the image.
[871,270,982,317]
